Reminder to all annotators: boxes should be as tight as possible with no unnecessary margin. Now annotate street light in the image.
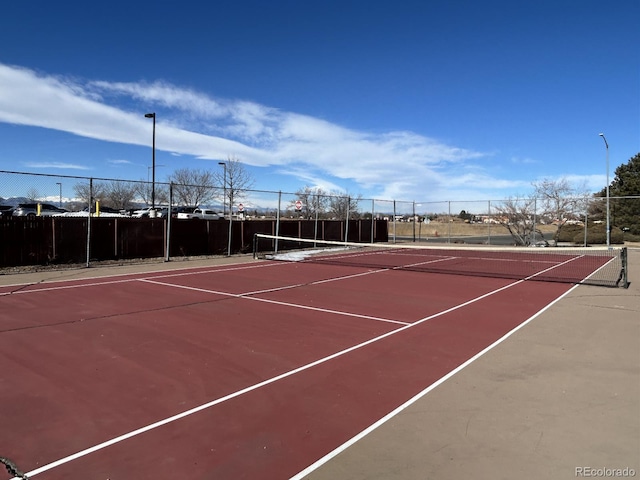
[218,161,227,217]
[148,165,165,182]
[56,182,62,207]
[598,133,610,247]
[144,113,156,211]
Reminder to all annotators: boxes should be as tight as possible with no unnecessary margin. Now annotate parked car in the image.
[83,205,122,214]
[0,205,14,217]
[176,208,222,220]
[131,207,155,218]
[157,207,184,218]
[12,203,67,217]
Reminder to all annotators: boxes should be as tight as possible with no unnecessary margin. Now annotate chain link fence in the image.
[1,170,638,269]
[0,171,388,268]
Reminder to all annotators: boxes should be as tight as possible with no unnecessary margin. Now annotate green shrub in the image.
[623,232,640,242]
[571,224,624,245]
[557,224,583,242]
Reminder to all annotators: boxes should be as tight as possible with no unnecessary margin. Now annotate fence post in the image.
[275,191,281,253]
[227,199,233,257]
[345,196,350,243]
[314,203,319,247]
[447,200,451,243]
[393,200,397,243]
[584,196,589,246]
[165,182,173,262]
[85,178,93,267]
[532,197,537,246]
[488,200,492,245]
[412,201,416,242]
[370,199,375,243]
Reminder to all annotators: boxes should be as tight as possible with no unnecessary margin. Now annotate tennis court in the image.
[0,241,637,479]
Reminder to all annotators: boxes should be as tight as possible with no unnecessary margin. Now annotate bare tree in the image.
[492,196,542,246]
[26,187,40,202]
[103,181,139,210]
[328,191,361,219]
[73,181,107,206]
[136,180,169,206]
[212,156,255,214]
[292,186,329,219]
[533,178,588,245]
[168,168,217,206]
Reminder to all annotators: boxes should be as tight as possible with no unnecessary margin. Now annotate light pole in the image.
[144,113,156,211]
[56,182,62,207]
[599,133,610,247]
[218,161,227,217]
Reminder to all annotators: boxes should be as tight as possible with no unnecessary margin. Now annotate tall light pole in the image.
[599,133,610,247]
[144,113,156,211]
[56,182,62,207]
[218,161,227,217]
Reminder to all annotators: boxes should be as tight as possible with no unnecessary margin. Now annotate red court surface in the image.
[0,259,581,479]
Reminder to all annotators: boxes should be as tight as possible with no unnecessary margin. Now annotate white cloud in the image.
[0,63,514,201]
[23,162,90,170]
[510,156,538,165]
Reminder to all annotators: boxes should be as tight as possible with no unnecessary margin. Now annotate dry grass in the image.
[390,221,558,237]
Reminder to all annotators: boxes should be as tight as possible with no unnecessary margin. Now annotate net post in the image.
[253,233,258,260]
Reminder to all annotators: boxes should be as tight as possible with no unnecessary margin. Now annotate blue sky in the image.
[0,0,638,209]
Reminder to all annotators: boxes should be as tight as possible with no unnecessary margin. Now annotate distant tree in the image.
[136,180,169,207]
[292,186,329,219]
[458,210,473,222]
[593,152,640,234]
[26,187,39,202]
[103,181,139,210]
[73,181,107,206]
[492,196,543,246]
[533,178,589,245]
[328,191,361,219]
[212,156,255,214]
[169,168,217,207]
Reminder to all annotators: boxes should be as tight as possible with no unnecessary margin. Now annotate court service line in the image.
[19,255,581,479]
[138,278,410,326]
[19,270,542,479]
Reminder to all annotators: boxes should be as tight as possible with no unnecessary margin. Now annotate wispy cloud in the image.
[0,62,515,200]
[510,156,538,165]
[23,161,90,170]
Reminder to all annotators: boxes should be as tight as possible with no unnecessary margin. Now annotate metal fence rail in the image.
[1,170,638,271]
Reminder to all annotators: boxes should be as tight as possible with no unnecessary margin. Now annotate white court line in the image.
[0,258,270,288]
[0,261,281,296]
[16,255,581,479]
[289,281,582,480]
[21,267,534,479]
[138,278,410,327]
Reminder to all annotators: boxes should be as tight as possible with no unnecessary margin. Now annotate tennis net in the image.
[252,234,629,288]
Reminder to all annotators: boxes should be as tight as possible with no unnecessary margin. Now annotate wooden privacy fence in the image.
[0,217,388,268]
